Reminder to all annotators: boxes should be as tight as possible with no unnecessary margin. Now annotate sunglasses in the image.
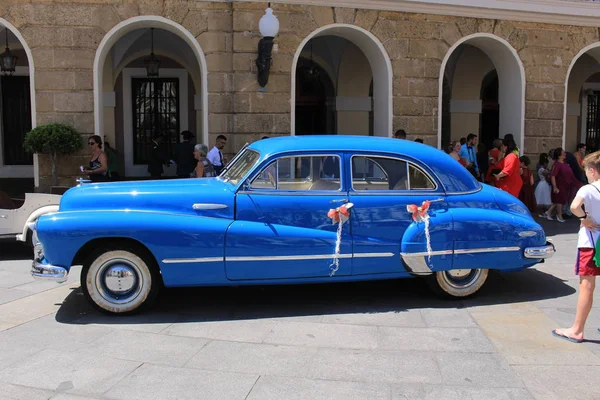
[88,142,96,146]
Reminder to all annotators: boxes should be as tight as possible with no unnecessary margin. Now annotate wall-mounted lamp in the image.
[256,7,279,87]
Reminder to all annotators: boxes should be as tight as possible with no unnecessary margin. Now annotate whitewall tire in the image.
[81,247,160,314]
[428,268,489,298]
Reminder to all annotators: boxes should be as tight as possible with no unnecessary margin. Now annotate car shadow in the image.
[55,268,576,326]
[0,242,31,261]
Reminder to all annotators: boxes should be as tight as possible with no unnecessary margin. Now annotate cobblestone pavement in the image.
[0,217,599,400]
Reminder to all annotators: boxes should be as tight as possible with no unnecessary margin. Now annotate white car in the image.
[0,193,60,244]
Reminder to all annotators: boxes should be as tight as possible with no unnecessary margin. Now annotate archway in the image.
[0,19,37,189]
[563,43,600,153]
[94,16,208,177]
[291,24,392,137]
[438,34,525,152]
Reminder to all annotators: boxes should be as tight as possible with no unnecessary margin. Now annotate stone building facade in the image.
[0,0,600,191]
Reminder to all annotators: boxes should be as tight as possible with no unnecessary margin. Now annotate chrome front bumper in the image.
[31,259,68,283]
[524,241,555,259]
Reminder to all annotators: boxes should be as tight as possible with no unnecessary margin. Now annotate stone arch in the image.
[291,24,393,137]
[563,42,600,151]
[438,33,525,152]
[93,16,208,145]
[0,18,38,185]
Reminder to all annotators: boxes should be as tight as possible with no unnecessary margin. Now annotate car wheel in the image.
[81,246,160,315]
[428,268,489,299]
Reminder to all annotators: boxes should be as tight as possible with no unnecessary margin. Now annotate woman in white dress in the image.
[535,154,553,217]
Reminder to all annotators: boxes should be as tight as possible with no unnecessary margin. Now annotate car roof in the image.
[249,135,434,156]
[247,135,480,194]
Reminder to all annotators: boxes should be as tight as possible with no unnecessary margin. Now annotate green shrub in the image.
[24,124,83,186]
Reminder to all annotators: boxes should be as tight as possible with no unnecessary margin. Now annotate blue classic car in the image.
[30,136,554,314]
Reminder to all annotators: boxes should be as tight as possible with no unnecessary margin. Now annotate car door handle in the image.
[428,198,444,203]
[192,203,228,210]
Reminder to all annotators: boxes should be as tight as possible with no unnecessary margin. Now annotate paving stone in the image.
[309,348,442,384]
[0,284,76,325]
[104,363,258,400]
[0,288,30,305]
[247,375,392,400]
[263,321,378,349]
[50,394,101,400]
[185,340,317,377]
[0,269,35,288]
[320,309,426,327]
[0,315,112,352]
[0,321,14,332]
[83,329,208,367]
[513,365,600,400]
[421,308,477,327]
[469,305,600,365]
[0,349,141,396]
[541,307,600,343]
[11,279,66,294]
[378,327,495,352]
[163,318,275,343]
[0,382,54,400]
[391,383,533,400]
[73,311,178,334]
[0,342,42,372]
[435,353,522,388]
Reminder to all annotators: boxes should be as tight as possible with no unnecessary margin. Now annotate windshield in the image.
[221,149,260,185]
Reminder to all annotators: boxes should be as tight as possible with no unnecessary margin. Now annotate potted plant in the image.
[23,123,83,189]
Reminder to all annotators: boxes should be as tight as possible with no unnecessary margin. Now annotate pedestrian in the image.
[191,144,216,178]
[148,134,170,179]
[548,147,581,222]
[535,153,552,217]
[81,135,109,182]
[518,156,536,213]
[492,137,522,197]
[459,134,479,180]
[414,138,424,143]
[174,130,196,178]
[207,135,227,175]
[552,151,600,343]
[393,129,407,139]
[477,143,489,182]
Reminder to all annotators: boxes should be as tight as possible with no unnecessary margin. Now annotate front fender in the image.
[36,210,233,284]
[16,205,59,242]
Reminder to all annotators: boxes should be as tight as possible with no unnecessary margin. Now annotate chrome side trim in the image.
[353,252,395,258]
[192,203,228,210]
[401,250,453,258]
[454,247,520,255]
[227,254,353,262]
[31,260,68,283]
[163,252,395,264]
[162,257,222,264]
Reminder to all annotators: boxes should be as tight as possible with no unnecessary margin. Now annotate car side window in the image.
[250,155,341,191]
[351,156,434,191]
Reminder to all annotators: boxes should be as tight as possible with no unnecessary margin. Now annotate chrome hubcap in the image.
[95,259,143,305]
[104,265,136,295]
[442,269,481,289]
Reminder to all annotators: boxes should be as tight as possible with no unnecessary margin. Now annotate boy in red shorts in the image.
[553,151,600,343]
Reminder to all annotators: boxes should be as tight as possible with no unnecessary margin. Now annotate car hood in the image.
[59,178,234,218]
